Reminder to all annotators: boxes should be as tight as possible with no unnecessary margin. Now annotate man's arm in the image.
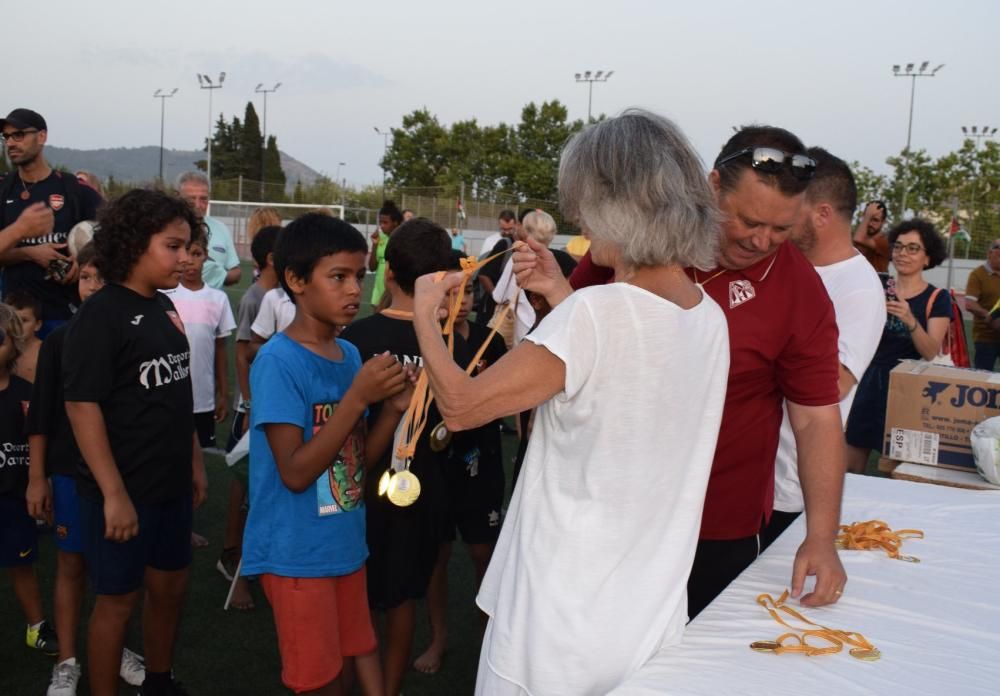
[368,232,380,272]
[224,266,242,286]
[836,364,857,400]
[786,401,848,607]
[192,431,207,508]
[0,203,54,257]
[65,401,138,542]
[852,204,877,249]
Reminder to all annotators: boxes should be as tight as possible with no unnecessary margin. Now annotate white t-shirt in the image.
[476,283,729,696]
[773,252,886,513]
[161,284,236,413]
[479,232,502,258]
[250,287,296,340]
[492,258,535,344]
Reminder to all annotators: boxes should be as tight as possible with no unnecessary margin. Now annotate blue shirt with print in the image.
[242,332,368,578]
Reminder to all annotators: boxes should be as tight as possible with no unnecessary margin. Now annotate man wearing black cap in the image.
[0,109,101,335]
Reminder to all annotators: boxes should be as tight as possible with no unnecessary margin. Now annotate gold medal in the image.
[387,470,421,507]
[849,648,882,662]
[749,640,781,653]
[428,421,452,452]
[377,470,391,497]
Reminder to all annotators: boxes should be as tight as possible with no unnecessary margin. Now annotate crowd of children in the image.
[1,176,526,695]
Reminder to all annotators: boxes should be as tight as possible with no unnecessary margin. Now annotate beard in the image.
[790,217,817,254]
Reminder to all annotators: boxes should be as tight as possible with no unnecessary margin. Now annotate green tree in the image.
[382,109,449,189]
[849,161,890,222]
[262,135,286,202]
[239,102,264,182]
[505,101,584,200]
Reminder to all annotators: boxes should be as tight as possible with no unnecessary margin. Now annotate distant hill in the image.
[43,145,322,194]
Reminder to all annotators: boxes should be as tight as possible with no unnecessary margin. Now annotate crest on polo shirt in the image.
[729,280,756,308]
[48,194,65,211]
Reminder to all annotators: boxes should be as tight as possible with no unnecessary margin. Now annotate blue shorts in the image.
[0,495,38,567]
[79,494,193,595]
[52,475,84,554]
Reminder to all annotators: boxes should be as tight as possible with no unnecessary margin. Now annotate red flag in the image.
[950,217,960,235]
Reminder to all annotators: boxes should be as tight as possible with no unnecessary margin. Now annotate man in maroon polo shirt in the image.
[684,126,846,618]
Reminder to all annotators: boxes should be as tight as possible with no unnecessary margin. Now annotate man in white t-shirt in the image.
[177,171,242,289]
[763,147,886,548]
[478,209,516,258]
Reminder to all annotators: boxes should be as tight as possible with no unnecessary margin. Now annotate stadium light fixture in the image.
[892,61,943,213]
[199,72,225,187]
[574,69,615,122]
[153,87,178,183]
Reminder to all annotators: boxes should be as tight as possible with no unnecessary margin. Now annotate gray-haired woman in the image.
[412,109,731,695]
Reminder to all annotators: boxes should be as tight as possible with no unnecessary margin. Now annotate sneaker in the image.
[27,620,59,655]
[216,547,239,582]
[120,647,146,686]
[47,659,82,696]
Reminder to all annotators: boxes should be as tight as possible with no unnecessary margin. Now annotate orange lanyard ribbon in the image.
[836,520,924,563]
[751,590,880,661]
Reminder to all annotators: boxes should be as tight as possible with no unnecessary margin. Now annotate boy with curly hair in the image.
[63,189,207,696]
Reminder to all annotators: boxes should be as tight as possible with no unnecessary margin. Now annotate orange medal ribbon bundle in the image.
[377,243,523,507]
[835,520,924,563]
[750,590,881,662]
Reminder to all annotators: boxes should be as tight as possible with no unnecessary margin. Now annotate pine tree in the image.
[263,135,286,201]
[239,102,263,183]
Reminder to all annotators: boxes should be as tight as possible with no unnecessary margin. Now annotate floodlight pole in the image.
[198,72,225,187]
[255,82,282,198]
[574,70,614,122]
[892,62,943,216]
[960,125,996,239]
[153,88,178,183]
[337,161,347,209]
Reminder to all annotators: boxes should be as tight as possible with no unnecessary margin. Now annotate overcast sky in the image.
[7,0,999,193]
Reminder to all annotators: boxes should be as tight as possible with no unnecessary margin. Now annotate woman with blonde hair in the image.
[247,207,282,239]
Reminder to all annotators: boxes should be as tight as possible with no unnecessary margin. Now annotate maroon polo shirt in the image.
[686,241,840,539]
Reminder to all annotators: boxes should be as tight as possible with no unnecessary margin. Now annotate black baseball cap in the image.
[0,108,47,132]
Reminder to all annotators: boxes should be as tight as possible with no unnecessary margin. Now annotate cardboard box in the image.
[883,360,1000,471]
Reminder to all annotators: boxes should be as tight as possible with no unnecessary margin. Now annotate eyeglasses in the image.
[892,242,925,255]
[1,129,39,143]
[714,147,817,181]
[990,244,1000,251]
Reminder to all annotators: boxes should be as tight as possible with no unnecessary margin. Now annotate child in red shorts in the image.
[242,213,413,695]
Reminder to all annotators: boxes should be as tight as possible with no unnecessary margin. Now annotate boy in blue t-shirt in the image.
[242,214,413,696]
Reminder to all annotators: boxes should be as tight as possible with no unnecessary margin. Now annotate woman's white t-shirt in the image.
[476,283,730,695]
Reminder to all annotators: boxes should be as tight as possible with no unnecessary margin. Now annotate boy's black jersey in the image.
[26,323,80,478]
[63,284,195,502]
[0,375,33,498]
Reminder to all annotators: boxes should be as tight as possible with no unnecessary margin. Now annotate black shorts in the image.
[441,444,504,546]
[364,462,444,610]
[80,494,193,595]
[0,495,38,567]
[194,411,216,449]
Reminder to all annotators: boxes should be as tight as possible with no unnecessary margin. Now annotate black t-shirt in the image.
[26,324,80,478]
[1,170,102,320]
[461,320,508,470]
[873,283,953,367]
[551,248,578,278]
[0,375,33,498]
[479,238,512,286]
[62,284,195,502]
[340,314,474,499]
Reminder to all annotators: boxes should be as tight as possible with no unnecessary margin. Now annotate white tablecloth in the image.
[612,474,1000,696]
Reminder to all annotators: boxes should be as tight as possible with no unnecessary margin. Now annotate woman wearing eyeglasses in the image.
[845,218,951,474]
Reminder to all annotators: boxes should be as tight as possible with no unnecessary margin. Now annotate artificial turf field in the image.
[1,264,503,695]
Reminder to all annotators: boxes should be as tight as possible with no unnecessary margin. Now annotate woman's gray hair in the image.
[559,109,720,270]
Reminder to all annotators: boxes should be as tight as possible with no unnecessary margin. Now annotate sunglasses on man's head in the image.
[714,146,816,181]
